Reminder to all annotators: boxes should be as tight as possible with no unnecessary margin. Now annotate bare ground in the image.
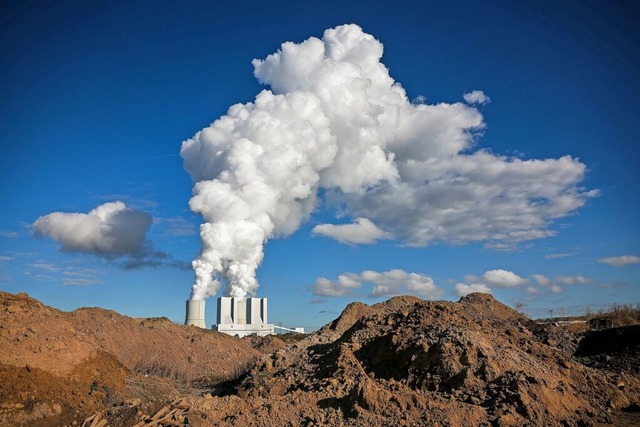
[2,291,639,426]
[0,291,259,426]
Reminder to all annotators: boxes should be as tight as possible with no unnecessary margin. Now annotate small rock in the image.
[468,396,482,405]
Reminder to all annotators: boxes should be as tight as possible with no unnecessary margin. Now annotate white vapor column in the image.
[181,24,594,301]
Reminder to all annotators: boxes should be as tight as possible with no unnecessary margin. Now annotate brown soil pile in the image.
[186,294,640,426]
[4,290,640,426]
[0,291,259,427]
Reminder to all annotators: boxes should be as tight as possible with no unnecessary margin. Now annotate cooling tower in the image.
[185,299,206,328]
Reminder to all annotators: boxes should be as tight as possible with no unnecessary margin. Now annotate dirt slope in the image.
[0,291,259,427]
[186,294,640,426]
[3,291,640,426]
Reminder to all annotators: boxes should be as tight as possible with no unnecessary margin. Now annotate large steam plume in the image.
[181,24,594,300]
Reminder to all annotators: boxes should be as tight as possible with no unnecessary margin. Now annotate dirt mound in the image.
[186,294,640,426]
[243,334,287,354]
[0,291,259,426]
[319,301,376,338]
[4,290,640,426]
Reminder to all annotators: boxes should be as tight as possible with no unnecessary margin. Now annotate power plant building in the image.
[214,296,274,337]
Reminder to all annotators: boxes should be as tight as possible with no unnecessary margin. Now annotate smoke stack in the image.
[185,299,206,328]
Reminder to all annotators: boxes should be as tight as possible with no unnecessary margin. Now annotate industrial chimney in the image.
[185,299,206,328]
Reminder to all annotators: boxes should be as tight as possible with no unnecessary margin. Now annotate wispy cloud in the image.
[601,280,626,289]
[24,271,56,282]
[545,252,577,259]
[598,255,640,267]
[557,275,591,285]
[0,231,19,239]
[549,284,563,293]
[155,216,197,237]
[463,90,491,105]
[525,286,539,296]
[531,274,550,286]
[31,262,61,272]
[97,194,159,210]
[0,271,12,284]
[411,95,426,104]
[60,267,103,286]
[63,277,103,286]
[318,309,339,315]
[63,268,100,277]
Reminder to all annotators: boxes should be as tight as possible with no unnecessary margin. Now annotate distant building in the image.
[214,296,274,337]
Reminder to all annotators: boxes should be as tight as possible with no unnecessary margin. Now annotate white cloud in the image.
[0,256,12,263]
[412,95,426,104]
[550,285,563,293]
[601,280,626,289]
[557,275,590,285]
[532,274,549,286]
[312,274,362,297]
[482,269,528,287]
[0,231,19,239]
[598,255,640,267]
[526,286,539,296]
[182,24,596,299]
[312,217,389,245]
[60,267,102,286]
[339,153,595,250]
[63,268,99,277]
[545,252,577,259]
[63,277,103,286]
[32,201,183,270]
[454,282,492,297]
[33,201,151,256]
[31,262,60,272]
[463,90,491,105]
[310,269,443,299]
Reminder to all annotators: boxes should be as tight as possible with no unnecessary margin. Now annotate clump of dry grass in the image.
[585,303,640,328]
[133,356,190,383]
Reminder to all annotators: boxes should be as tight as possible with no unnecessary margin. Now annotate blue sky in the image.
[1,0,639,330]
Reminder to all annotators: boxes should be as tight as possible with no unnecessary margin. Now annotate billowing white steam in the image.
[181,24,594,300]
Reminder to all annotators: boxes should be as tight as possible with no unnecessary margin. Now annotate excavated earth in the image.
[0,291,260,427]
[187,294,640,426]
[2,291,640,426]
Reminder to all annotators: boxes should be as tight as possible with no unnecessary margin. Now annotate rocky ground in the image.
[185,294,640,426]
[1,291,639,426]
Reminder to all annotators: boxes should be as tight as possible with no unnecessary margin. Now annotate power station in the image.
[186,297,303,337]
[214,297,274,337]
